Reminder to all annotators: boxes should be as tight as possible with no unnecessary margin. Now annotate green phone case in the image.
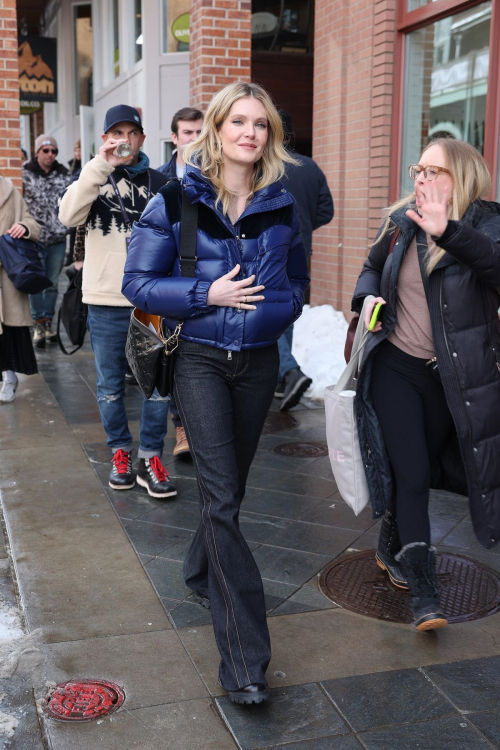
[368,302,383,331]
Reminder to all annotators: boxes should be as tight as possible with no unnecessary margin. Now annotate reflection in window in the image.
[252,1,313,53]
[74,4,93,114]
[407,0,428,10]
[162,0,190,53]
[113,0,120,76]
[134,0,142,62]
[401,1,491,193]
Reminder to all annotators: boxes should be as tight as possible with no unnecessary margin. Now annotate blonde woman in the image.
[0,174,41,402]
[352,138,500,630]
[122,82,309,703]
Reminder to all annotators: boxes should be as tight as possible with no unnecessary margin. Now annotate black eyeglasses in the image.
[42,148,58,154]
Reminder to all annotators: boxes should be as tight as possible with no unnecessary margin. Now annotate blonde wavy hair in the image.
[376,138,491,273]
[184,81,299,215]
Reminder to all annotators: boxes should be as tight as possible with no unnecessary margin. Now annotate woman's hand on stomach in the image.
[207,264,265,310]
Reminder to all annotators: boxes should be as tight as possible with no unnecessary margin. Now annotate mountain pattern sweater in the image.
[58,154,168,306]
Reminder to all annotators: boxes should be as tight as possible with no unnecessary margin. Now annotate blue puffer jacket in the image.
[122,165,310,351]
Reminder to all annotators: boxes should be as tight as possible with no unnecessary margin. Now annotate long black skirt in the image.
[0,324,38,377]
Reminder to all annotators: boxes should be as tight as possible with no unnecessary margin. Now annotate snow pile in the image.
[292,304,348,401]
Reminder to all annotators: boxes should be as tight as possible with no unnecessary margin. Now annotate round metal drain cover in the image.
[262,411,297,435]
[44,680,125,721]
[319,550,500,624]
[273,441,328,458]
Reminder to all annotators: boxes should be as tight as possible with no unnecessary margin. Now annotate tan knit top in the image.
[388,235,435,360]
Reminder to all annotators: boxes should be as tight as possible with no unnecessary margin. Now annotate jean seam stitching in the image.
[174,380,251,687]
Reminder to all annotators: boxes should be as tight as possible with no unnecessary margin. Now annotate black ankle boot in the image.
[375,511,408,589]
[396,543,448,631]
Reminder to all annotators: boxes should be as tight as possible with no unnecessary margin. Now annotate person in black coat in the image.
[274,112,334,410]
[352,138,500,631]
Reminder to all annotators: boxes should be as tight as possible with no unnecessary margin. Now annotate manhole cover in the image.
[273,441,328,458]
[44,680,125,721]
[262,411,297,434]
[319,550,500,624]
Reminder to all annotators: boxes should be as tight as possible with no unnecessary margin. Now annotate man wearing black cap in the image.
[59,105,177,499]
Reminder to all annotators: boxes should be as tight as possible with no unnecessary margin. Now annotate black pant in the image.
[371,341,453,547]
[173,340,279,691]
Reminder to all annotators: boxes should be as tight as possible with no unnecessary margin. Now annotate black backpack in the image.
[0,234,52,294]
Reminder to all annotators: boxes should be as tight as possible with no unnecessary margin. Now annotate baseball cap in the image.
[35,134,58,153]
[103,105,143,134]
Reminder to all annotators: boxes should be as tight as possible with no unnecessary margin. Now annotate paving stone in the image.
[440,517,500,555]
[239,512,289,544]
[430,516,463,545]
[251,545,333,587]
[271,582,337,616]
[271,473,337,500]
[122,519,193,557]
[241,489,325,521]
[216,683,349,749]
[268,521,359,557]
[138,499,201,531]
[262,579,300,612]
[423,655,500,712]
[300,497,376,531]
[428,491,469,522]
[143,556,191,599]
[358,716,489,749]
[262,737,363,750]
[468,710,500,746]
[46,699,236,750]
[41,629,207,711]
[321,668,454,732]
[106,489,163,521]
[168,600,213,628]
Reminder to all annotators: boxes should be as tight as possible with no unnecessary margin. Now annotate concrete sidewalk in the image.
[1,339,500,749]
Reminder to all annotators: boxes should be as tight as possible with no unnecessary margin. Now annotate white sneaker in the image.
[0,376,18,403]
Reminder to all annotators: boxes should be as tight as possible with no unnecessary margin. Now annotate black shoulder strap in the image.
[180,189,198,278]
[415,228,430,301]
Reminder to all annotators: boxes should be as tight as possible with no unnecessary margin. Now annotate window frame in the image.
[390,0,500,200]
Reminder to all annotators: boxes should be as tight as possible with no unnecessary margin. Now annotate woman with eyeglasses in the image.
[351,138,500,631]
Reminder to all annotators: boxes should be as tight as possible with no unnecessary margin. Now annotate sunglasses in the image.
[42,148,58,154]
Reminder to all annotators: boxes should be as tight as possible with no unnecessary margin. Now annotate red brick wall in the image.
[311,0,397,317]
[189,0,252,111]
[0,0,21,189]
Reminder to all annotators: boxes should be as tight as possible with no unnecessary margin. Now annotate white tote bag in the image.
[324,296,374,515]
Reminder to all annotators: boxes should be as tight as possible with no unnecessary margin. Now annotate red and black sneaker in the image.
[137,456,177,499]
[109,449,135,490]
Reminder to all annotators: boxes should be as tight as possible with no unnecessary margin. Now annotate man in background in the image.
[157,107,203,180]
[22,135,70,347]
[276,112,334,411]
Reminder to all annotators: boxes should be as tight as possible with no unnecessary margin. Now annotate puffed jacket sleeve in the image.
[122,193,214,318]
[288,205,310,320]
[351,223,393,313]
[432,219,500,289]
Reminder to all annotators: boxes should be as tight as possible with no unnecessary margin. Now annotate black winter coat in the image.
[352,200,500,549]
[282,153,334,255]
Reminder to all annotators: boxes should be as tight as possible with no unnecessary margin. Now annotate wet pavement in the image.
[1,332,500,748]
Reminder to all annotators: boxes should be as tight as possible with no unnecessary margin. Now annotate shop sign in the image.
[20,100,43,115]
[18,36,58,103]
[172,13,189,44]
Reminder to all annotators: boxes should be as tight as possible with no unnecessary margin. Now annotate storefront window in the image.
[134,0,142,62]
[400,1,491,193]
[74,4,93,114]
[252,1,313,53]
[162,0,190,53]
[407,0,427,11]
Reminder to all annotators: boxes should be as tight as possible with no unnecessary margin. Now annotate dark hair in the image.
[171,107,203,135]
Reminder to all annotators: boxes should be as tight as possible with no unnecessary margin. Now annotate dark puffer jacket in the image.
[122,165,309,351]
[352,200,500,549]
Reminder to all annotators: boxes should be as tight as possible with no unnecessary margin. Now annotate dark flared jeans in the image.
[173,340,279,691]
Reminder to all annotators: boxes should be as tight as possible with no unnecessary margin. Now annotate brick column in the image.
[0,0,21,189]
[311,0,397,317]
[189,0,251,111]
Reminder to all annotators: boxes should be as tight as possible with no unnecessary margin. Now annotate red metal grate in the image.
[319,550,500,624]
[44,680,125,721]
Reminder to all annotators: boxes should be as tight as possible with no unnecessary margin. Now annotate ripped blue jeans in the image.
[87,304,169,457]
